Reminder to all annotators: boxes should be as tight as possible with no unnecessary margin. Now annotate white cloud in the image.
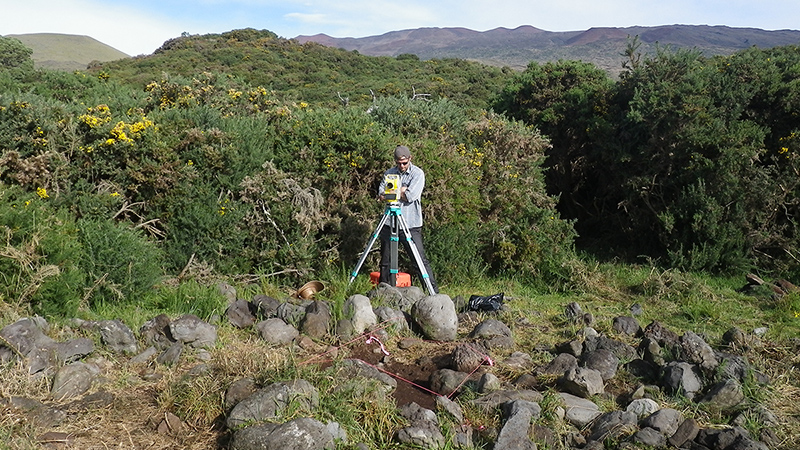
[1,0,185,55]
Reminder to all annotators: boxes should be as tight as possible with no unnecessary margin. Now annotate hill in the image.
[296,24,800,74]
[5,33,129,71]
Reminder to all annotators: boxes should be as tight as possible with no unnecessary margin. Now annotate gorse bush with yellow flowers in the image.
[0,50,578,316]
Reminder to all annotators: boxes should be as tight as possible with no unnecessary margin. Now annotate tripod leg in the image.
[389,213,399,286]
[396,215,437,295]
[348,208,391,286]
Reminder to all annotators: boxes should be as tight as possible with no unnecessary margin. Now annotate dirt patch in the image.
[343,339,457,410]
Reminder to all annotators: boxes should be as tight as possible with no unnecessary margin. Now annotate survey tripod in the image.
[348,202,436,295]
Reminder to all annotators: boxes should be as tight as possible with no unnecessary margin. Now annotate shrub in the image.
[0,184,85,316]
[77,217,164,306]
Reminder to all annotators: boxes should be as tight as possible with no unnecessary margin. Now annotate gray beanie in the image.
[394,145,411,160]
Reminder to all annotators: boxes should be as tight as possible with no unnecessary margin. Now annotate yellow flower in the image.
[110,192,120,197]
[36,187,49,199]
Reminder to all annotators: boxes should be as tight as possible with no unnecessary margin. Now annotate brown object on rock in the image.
[296,281,325,300]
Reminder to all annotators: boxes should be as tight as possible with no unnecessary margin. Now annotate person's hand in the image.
[400,187,407,201]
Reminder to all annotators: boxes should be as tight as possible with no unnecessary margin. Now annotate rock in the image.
[564,302,583,321]
[65,390,114,411]
[661,361,703,399]
[155,411,183,435]
[343,294,377,334]
[338,359,397,393]
[612,316,641,336]
[559,366,605,398]
[395,424,445,448]
[581,349,619,381]
[471,319,515,349]
[435,395,464,423]
[555,339,583,357]
[470,390,543,413]
[641,407,682,436]
[51,362,97,400]
[256,318,299,346]
[410,294,458,341]
[334,319,356,340]
[502,352,533,371]
[252,294,281,318]
[7,396,66,428]
[624,359,660,382]
[54,338,95,364]
[430,368,472,396]
[478,372,502,393]
[541,353,578,375]
[640,337,666,366]
[680,331,718,372]
[0,317,54,366]
[559,392,601,428]
[128,345,158,364]
[218,282,237,303]
[156,342,183,365]
[300,300,331,339]
[169,314,217,348]
[595,336,638,361]
[225,378,258,412]
[373,306,409,332]
[139,314,174,350]
[588,410,638,442]
[642,321,680,349]
[695,427,758,450]
[669,418,701,447]
[276,302,306,326]
[632,427,667,448]
[469,319,512,340]
[226,380,319,430]
[97,319,138,354]
[451,343,490,372]
[699,379,745,410]
[495,400,539,450]
[226,299,256,328]
[395,402,445,448]
[722,327,760,352]
[230,417,335,450]
[625,398,659,419]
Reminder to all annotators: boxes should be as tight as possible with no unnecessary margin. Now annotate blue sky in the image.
[2,0,799,56]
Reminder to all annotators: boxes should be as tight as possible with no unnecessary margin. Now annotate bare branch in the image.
[337,91,349,107]
[411,86,431,101]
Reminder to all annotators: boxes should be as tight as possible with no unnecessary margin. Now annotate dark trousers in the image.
[379,226,438,294]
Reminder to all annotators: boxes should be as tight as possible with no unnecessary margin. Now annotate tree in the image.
[606,46,772,272]
[492,60,615,224]
[0,37,34,71]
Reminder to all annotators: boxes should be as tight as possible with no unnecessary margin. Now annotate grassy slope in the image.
[6,33,130,71]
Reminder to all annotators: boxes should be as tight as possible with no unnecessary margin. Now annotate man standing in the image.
[377,145,438,294]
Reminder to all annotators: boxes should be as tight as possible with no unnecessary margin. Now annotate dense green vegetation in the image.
[495,42,800,276]
[1,30,799,318]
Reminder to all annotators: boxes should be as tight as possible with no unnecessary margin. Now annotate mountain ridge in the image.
[6,25,800,74]
[295,24,800,73]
